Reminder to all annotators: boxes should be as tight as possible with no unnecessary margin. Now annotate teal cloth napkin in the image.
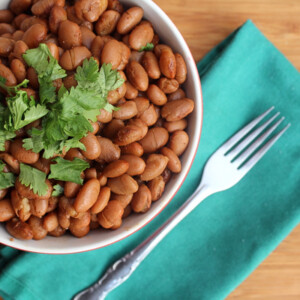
[1,20,300,300]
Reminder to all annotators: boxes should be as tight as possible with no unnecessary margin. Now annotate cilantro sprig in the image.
[0,160,16,190]
[139,43,154,52]
[19,164,49,196]
[49,157,90,185]
[24,55,124,158]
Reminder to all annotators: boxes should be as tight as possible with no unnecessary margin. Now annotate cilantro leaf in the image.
[0,130,15,151]
[139,43,154,52]
[49,157,89,184]
[5,90,48,131]
[23,43,67,105]
[52,184,64,197]
[75,58,99,88]
[0,160,16,190]
[98,63,124,93]
[19,164,49,196]
[0,77,29,96]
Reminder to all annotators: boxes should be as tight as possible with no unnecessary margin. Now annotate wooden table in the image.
[153,0,300,299]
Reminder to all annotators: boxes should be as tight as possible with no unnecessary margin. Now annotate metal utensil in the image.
[74,107,290,300]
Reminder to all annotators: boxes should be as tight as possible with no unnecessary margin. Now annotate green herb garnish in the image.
[0,160,15,190]
[49,157,90,185]
[139,43,154,52]
[19,164,48,196]
[52,184,64,197]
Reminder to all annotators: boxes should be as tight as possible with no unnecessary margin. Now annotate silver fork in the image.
[74,107,290,300]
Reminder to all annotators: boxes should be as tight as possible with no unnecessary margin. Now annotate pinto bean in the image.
[129,50,144,63]
[90,186,110,214]
[0,153,19,174]
[11,190,31,222]
[58,20,82,50]
[169,130,189,156]
[30,198,49,218]
[10,138,39,164]
[120,142,144,157]
[95,10,120,36]
[20,16,48,32]
[102,119,124,140]
[0,37,15,57]
[98,200,123,229]
[0,189,8,200]
[101,39,122,70]
[103,160,129,178]
[80,25,96,49]
[28,215,48,240]
[125,81,138,99]
[141,51,161,79]
[140,154,169,181]
[107,75,127,104]
[161,98,194,122]
[27,67,39,89]
[157,77,179,94]
[0,63,17,86]
[48,225,66,237]
[96,136,120,163]
[74,178,100,213]
[69,223,90,237]
[126,60,149,91]
[6,218,33,240]
[117,7,143,35]
[107,174,138,195]
[65,148,85,161]
[0,10,14,24]
[133,97,149,115]
[10,58,26,83]
[129,22,154,51]
[43,211,59,232]
[85,168,97,180]
[15,178,53,201]
[131,184,152,213]
[163,119,187,133]
[22,24,47,49]
[31,0,64,16]
[139,127,169,153]
[114,118,148,146]
[64,181,82,198]
[97,108,112,123]
[97,173,107,186]
[0,199,15,222]
[49,5,67,34]
[12,30,24,41]
[10,0,32,15]
[46,196,58,213]
[0,23,15,36]
[147,84,167,106]
[160,147,181,173]
[75,0,108,23]
[168,88,186,101]
[91,36,104,60]
[175,53,187,84]
[159,48,176,79]
[113,100,138,120]
[11,40,28,63]
[80,132,101,160]
[59,46,91,71]
[46,42,59,60]
[110,193,132,208]
[108,0,123,13]
[140,104,158,127]
[62,74,77,89]
[120,154,145,176]
[148,176,165,201]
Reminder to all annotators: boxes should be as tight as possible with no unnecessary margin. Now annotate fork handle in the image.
[73,184,212,300]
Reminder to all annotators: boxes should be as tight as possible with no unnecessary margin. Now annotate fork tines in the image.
[222,107,290,171]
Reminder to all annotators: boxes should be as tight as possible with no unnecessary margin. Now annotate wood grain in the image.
[154,0,300,298]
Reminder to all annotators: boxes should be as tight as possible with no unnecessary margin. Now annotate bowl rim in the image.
[0,0,203,254]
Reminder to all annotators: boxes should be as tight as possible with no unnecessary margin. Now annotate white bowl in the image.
[0,0,203,254]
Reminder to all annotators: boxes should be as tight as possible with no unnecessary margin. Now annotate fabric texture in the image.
[1,20,300,300]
